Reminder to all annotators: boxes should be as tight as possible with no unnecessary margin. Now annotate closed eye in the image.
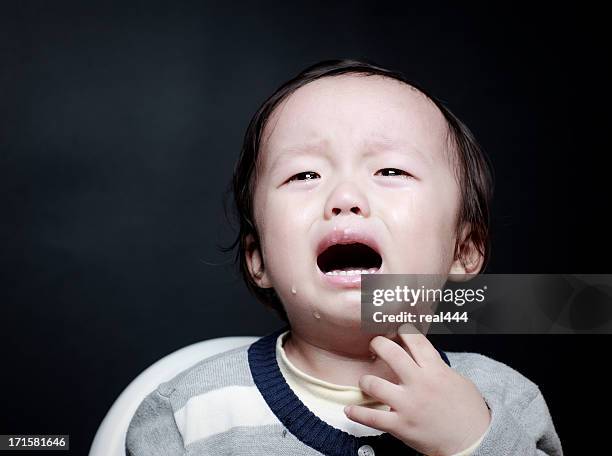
[286,171,321,183]
[375,168,413,178]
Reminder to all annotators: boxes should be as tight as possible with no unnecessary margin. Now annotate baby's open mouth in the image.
[316,243,382,276]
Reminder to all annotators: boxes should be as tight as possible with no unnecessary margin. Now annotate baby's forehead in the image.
[260,75,451,168]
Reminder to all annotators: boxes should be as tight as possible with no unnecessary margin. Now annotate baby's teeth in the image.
[345,269,366,276]
[325,269,376,276]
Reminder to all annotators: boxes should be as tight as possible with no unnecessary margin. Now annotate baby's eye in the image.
[286,171,320,183]
[375,168,413,178]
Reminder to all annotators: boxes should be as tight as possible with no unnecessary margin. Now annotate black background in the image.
[1,1,609,454]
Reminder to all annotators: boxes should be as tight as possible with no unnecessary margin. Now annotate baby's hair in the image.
[222,58,494,323]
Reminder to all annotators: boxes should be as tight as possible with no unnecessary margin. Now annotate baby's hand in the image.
[344,326,491,456]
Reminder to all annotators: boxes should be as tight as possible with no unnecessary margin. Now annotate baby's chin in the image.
[310,296,364,327]
[279,283,368,325]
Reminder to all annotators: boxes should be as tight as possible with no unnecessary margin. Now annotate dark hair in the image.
[222,58,494,323]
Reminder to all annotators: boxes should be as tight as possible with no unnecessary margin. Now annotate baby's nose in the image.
[332,206,363,216]
[324,182,371,219]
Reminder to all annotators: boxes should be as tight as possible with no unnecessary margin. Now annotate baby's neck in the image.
[283,328,400,387]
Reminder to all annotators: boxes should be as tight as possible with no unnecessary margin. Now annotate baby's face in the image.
[248,75,466,329]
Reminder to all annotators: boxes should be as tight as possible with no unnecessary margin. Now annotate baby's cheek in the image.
[261,215,309,284]
[389,207,456,273]
[264,194,309,230]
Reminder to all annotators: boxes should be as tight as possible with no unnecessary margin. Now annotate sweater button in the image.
[358,444,375,456]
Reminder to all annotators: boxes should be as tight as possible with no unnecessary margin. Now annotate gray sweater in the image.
[126,327,563,455]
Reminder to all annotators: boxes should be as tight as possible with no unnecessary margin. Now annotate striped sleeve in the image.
[125,388,185,456]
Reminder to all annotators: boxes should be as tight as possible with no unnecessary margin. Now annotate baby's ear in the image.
[245,233,272,288]
[448,224,484,282]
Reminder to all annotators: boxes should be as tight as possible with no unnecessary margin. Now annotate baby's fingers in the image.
[397,324,442,368]
[359,374,402,407]
[344,405,397,433]
[370,336,418,381]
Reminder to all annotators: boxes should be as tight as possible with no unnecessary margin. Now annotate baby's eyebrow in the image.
[269,139,329,170]
[269,135,431,171]
[362,136,431,165]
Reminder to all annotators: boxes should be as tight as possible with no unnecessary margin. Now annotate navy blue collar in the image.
[248,325,451,456]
